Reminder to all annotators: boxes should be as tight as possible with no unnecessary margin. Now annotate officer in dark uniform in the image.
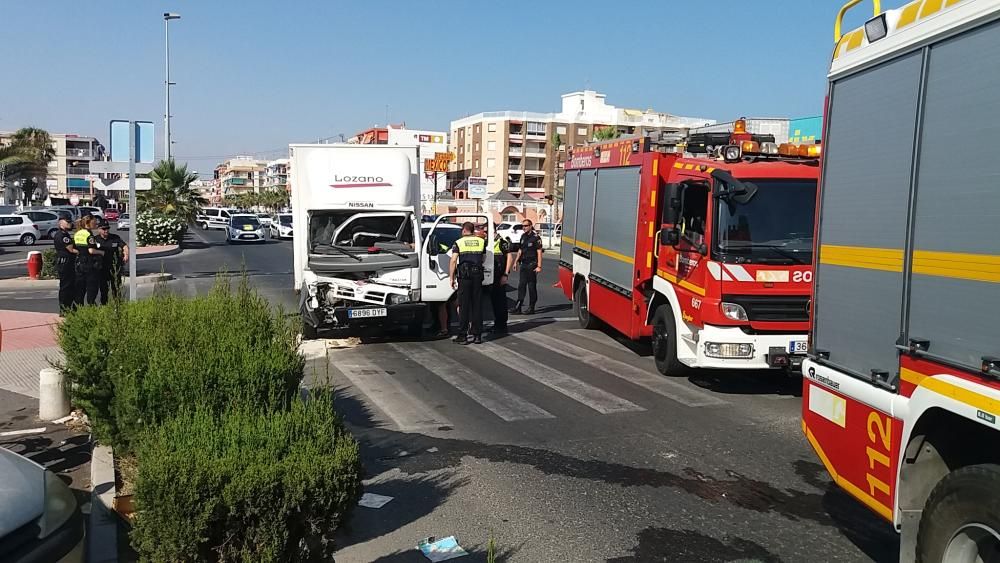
[449,222,486,345]
[52,217,79,315]
[488,231,512,336]
[88,219,128,305]
[511,219,543,315]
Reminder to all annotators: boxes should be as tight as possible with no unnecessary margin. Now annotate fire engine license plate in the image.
[348,308,387,319]
[789,340,808,354]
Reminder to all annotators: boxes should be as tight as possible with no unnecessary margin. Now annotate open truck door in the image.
[420,213,495,303]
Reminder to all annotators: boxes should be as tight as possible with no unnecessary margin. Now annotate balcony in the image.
[66,166,91,175]
[524,147,546,158]
[508,164,523,173]
[525,131,546,140]
[65,147,93,159]
[524,168,546,175]
[508,147,522,157]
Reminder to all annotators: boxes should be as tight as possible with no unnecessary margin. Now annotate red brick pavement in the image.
[0,309,61,352]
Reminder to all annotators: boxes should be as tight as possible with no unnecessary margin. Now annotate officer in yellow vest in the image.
[72,214,97,306]
[449,222,486,344]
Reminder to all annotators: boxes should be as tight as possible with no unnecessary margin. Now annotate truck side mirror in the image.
[426,233,439,256]
[659,228,680,247]
[662,183,682,225]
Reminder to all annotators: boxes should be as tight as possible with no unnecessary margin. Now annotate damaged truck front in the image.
[291,144,425,338]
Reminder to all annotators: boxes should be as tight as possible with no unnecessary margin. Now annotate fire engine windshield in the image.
[713,179,816,265]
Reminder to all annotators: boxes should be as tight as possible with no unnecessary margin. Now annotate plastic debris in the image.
[417,536,468,561]
[426,447,439,453]
[358,493,394,509]
[0,427,46,437]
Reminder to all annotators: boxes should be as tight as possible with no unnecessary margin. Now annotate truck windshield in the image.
[713,179,816,265]
[309,211,414,251]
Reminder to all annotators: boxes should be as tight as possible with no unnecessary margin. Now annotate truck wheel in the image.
[201,222,208,230]
[301,322,319,340]
[652,305,685,376]
[917,463,1000,563]
[574,283,599,329]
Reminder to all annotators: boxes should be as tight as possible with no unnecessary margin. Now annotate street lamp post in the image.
[164,12,181,161]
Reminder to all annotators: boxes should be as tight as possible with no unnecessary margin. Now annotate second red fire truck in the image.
[560,124,821,373]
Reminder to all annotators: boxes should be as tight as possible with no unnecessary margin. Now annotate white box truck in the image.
[290,144,494,338]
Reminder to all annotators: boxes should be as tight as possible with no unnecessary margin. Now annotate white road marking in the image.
[0,259,26,267]
[470,342,644,414]
[0,427,47,437]
[334,357,452,432]
[565,329,633,352]
[389,343,553,422]
[512,332,727,408]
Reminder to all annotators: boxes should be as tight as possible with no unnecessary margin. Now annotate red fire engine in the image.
[559,122,820,373]
[804,1,1000,561]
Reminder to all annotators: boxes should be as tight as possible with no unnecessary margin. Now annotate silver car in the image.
[226,214,265,244]
[0,448,85,562]
[18,210,62,240]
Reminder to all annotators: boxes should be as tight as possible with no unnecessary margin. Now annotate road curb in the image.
[88,443,118,563]
[0,273,174,290]
[136,244,181,259]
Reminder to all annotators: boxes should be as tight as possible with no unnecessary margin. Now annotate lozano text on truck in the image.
[290,143,495,338]
[559,121,821,374]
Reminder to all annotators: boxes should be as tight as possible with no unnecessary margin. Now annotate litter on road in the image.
[417,536,468,561]
[358,492,394,509]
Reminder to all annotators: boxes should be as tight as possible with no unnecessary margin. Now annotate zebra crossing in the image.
[317,328,730,432]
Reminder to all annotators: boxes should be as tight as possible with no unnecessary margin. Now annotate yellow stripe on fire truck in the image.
[821,244,1000,284]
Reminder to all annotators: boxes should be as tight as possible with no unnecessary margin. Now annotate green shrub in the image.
[57,277,304,452]
[135,211,184,246]
[41,248,58,279]
[131,397,362,563]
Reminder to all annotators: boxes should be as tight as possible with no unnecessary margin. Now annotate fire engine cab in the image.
[804,0,1000,561]
[559,121,820,373]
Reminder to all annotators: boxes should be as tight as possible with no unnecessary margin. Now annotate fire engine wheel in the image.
[917,463,1000,563]
[301,322,319,341]
[574,284,599,329]
[652,305,684,376]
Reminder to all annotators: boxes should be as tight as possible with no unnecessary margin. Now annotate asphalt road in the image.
[0,228,899,562]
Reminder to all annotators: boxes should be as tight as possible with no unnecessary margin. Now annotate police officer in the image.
[53,217,79,315]
[72,215,96,306]
[449,222,486,345]
[511,219,543,315]
[88,219,128,305]
[488,231,513,336]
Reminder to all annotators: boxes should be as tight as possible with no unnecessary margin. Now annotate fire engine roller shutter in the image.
[574,169,597,259]
[907,21,1000,371]
[590,166,640,294]
[814,51,922,379]
[560,170,579,266]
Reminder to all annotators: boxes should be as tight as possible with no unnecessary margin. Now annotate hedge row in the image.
[57,278,362,562]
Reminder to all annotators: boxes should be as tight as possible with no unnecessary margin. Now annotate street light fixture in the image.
[164,12,181,161]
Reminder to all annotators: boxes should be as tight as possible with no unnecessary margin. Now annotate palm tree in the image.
[141,159,208,223]
[592,126,620,141]
[6,128,56,205]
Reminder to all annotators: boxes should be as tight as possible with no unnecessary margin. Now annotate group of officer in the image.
[447,219,542,345]
[53,213,129,314]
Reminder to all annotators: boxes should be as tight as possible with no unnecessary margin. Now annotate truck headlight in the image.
[721,302,749,321]
[705,342,754,359]
[389,293,410,305]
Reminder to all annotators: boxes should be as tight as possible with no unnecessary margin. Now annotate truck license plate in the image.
[789,340,808,354]
[348,308,387,319]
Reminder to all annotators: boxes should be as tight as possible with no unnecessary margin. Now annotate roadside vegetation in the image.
[56,277,362,561]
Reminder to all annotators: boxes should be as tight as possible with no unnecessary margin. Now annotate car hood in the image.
[0,448,46,536]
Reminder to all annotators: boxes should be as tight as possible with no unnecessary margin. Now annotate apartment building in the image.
[215,156,266,196]
[190,179,222,205]
[448,90,713,197]
[0,131,106,205]
[263,158,289,192]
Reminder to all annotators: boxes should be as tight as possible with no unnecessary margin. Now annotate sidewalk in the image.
[0,309,62,397]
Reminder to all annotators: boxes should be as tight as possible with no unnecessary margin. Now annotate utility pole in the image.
[164,13,181,160]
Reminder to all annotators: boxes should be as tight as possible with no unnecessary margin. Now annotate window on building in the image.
[475,143,479,151]
[487,175,496,184]
[556,126,567,135]
[487,141,496,151]
[502,213,517,222]
[578,127,587,135]
[474,159,479,168]
[487,158,496,168]
[488,123,497,132]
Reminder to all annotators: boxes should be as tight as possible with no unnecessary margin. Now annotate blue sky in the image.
[0,1,867,176]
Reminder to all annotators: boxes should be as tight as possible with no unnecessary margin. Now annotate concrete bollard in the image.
[39,368,70,421]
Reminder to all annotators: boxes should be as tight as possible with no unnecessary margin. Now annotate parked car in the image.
[45,206,80,222]
[197,207,237,230]
[18,210,62,239]
[103,209,120,221]
[495,222,525,245]
[226,214,265,244]
[256,213,273,227]
[78,206,103,219]
[117,213,130,231]
[0,214,40,246]
[0,447,85,562]
[269,213,294,239]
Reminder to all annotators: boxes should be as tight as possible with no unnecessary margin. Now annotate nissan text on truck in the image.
[803,0,1000,561]
[290,143,494,338]
[560,124,820,374]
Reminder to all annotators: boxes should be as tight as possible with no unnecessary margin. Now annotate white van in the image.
[197,207,236,230]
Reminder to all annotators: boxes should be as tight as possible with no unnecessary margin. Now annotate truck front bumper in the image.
[330,303,426,328]
[690,324,807,370]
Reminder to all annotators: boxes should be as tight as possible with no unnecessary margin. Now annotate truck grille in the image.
[722,295,810,322]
